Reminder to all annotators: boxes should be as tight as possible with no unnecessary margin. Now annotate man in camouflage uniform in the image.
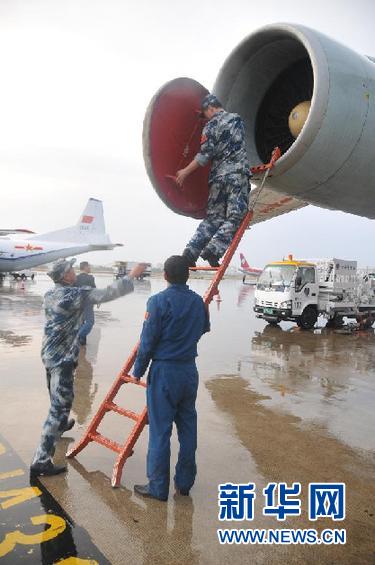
[176,94,251,267]
[30,258,146,477]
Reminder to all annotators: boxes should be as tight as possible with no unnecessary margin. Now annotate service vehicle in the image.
[254,256,375,329]
[113,261,151,280]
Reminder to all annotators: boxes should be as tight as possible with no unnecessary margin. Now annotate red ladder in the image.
[67,150,280,487]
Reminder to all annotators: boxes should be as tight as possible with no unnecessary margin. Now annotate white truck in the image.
[113,261,151,280]
[254,256,375,329]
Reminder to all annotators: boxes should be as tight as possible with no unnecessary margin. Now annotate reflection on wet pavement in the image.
[0,433,109,564]
[206,374,375,564]
[0,283,43,350]
[0,330,32,347]
[64,459,200,564]
[70,327,102,428]
[241,324,375,451]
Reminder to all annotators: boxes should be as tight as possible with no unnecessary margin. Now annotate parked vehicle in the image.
[10,270,36,281]
[254,255,375,329]
[113,261,151,280]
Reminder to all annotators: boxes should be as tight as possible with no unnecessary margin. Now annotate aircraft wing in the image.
[0,229,35,237]
[249,184,307,226]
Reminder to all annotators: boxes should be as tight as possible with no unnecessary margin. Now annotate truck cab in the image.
[254,258,319,329]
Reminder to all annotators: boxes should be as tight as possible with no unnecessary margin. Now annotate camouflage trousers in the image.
[32,363,75,465]
[187,174,250,259]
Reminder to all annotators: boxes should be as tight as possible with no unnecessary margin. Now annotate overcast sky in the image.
[1,0,375,268]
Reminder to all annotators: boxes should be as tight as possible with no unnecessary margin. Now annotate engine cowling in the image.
[214,23,375,218]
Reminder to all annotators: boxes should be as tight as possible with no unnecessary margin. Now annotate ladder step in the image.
[89,431,122,453]
[106,402,140,421]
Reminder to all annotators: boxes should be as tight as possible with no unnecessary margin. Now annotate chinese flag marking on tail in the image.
[82,215,94,224]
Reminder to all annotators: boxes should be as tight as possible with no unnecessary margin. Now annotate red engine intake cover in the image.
[143,77,210,219]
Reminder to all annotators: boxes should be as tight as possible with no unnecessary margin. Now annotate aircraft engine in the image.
[214,23,375,218]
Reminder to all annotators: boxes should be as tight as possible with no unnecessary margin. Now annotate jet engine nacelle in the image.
[214,23,375,218]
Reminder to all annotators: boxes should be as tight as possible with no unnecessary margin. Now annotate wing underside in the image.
[249,184,307,225]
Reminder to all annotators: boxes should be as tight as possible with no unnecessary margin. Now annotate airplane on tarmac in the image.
[0,198,122,276]
[239,253,262,284]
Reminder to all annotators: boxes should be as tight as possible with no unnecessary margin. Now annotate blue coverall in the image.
[133,284,210,499]
[76,272,96,344]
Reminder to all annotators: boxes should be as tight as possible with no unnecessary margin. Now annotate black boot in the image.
[134,484,168,501]
[201,249,220,267]
[182,249,196,268]
[30,461,67,477]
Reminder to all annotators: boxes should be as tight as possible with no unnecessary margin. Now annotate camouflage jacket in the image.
[41,277,134,368]
[195,110,250,183]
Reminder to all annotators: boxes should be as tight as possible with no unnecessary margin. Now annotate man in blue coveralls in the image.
[176,93,251,268]
[133,255,210,501]
[76,261,96,346]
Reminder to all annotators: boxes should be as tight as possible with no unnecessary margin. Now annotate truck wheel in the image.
[296,306,317,330]
[326,314,344,329]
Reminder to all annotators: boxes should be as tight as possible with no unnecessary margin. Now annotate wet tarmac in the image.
[0,275,374,564]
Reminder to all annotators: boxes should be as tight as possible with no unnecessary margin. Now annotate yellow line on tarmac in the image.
[0,469,25,480]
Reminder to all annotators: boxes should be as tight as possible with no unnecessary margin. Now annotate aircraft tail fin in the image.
[240,253,250,270]
[30,198,113,246]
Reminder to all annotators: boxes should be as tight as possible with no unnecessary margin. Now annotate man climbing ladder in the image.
[176,93,251,268]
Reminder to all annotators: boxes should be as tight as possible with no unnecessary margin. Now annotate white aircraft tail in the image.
[30,198,112,246]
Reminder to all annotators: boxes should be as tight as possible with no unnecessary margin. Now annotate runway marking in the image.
[0,515,66,558]
[0,469,24,480]
[58,559,100,564]
[0,433,109,564]
[0,486,42,510]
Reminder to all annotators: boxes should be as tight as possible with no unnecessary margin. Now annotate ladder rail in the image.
[68,211,252,484]
[67,343,141,459]
[67,148,281,487]
[112,408,148,487]
[110,210,254,486]
[203,209,253,305]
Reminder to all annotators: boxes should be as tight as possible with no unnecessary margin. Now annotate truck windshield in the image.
[257,264,296,290]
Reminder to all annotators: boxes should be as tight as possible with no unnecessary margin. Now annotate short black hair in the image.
[164,255,189,284]
[80,261,89,270]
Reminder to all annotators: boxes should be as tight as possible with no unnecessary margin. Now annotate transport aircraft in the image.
[0,198,121,276]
